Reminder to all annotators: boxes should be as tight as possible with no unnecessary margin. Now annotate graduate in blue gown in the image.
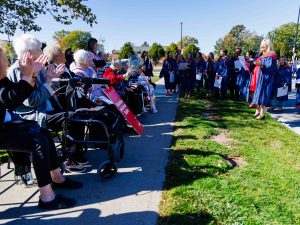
[206,52,216,97]
[252,38,277,119]
[160,51,177,96]
[229,47,242,100]
[215,49,231,99]
[175,52,185,94]
[271,56,292,110]
[195,52,206,97]
[294,60,300,108]
[245,51,256,104]
[181,52,196,98]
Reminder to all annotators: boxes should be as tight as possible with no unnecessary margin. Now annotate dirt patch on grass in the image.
[202,112,221,121]
[225,156,247,168]
[210,129,234,147]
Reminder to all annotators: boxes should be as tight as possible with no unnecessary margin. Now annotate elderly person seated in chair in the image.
[7,34,87,172]
[0,47,82,210]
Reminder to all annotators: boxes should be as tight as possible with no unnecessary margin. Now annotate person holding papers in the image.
[160,51,177,96]
[195,52,206,97]
[252,38,277,119]
[245,51,256,105]
[215,49,231,99]
[270,56,291,111]
[230,48,242,100]
[292,61,300,109]
[205,52,216,97]
[175,52,184,93]
[181,52,196,99]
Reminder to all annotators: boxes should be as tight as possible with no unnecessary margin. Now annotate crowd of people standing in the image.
[160,38,296,120]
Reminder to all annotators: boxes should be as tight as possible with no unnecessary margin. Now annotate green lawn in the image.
[159,94,300,225]
[0,150,9,163]
[153,69,161,73]
[152,76,161,83]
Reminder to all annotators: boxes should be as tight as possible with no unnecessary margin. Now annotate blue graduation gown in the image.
[215,56,231,95]
[195,59,206,88]
[276,65,292,102]
[238,66,251,99]
[161,59,177,89]
[252,54,277,106]
[295,62,300,107]
[206,60,216,90]
[181,60,196,92]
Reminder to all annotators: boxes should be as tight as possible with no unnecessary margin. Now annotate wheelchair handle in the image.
[51,77,111,85]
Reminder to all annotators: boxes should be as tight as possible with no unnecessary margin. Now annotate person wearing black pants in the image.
[0,49,81,209]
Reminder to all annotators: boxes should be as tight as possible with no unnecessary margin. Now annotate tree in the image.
[119,42,134,59]
[166,43,178,57]
[149,43,165,65]
[141,41,150,47]
[177,36,199,48]
[214,24,263,57]
[183,44,199,59]
[268,22,300,59]
[0,0,97,36]
[5,42,16,63]
[56,30,91,51]
[53,30,70,47]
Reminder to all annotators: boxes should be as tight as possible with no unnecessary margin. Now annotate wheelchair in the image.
[52,77,125,180]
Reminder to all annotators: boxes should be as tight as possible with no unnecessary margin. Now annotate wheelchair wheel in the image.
[97,160,117,180]
[112,135,125,162]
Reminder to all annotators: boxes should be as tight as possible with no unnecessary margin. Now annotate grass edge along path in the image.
[158,95,300,225]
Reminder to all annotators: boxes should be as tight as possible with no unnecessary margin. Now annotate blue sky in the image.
[1,0,299,54]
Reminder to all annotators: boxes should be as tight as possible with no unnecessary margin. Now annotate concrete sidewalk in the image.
[269,79,300,135]
[0,79,178,225]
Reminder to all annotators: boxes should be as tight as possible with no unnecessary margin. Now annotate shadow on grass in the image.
[158,212,216,225]
[164,149,234,190]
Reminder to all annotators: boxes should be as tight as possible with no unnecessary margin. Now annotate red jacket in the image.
[103,67,124,85]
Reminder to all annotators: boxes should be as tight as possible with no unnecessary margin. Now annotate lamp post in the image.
[293,5,300,63]
[180,22,183,50]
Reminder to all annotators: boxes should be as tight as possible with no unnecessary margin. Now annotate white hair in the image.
[13,34,42,59]
[260,38,274,52]
[110,59,122,70]
[43,45,62,62]
[73,49,89,65]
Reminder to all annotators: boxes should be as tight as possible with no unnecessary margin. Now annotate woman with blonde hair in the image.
[251,38,277,119]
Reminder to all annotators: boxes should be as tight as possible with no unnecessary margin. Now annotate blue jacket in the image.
[216,56,231,79]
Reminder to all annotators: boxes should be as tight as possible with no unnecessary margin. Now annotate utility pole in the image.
[293,5,300,63]
[180,22,183,50]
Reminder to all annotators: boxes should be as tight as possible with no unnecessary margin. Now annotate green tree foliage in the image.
[183,44,200,59]
[166,43,179,57]
[141,41,150,47]
[119,42,134,59]
[149,43,165,65]
[177,36,199,48]
[5,42,16,63]
[0,0,97,36]
[56,30,91,52]
[53,30,70,47]
[214,24,263,57]
[268,22,300,59]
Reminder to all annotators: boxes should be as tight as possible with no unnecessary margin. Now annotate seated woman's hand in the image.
[33,54,48,75]
[19,51,35,87]
[46,63,65,84]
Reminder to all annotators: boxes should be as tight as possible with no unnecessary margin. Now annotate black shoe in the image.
[73,153,89,165]
[52,177,83,189]
[64,160,86,173]
[38,194,76,210]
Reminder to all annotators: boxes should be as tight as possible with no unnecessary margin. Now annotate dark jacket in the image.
[143,58,153,77]
[0,77,34,126]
